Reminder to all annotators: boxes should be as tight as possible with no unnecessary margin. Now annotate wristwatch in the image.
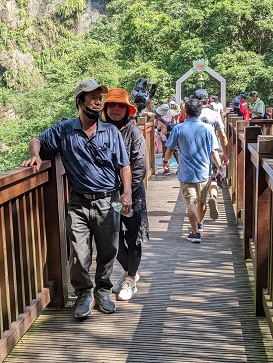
[163,160,168,164]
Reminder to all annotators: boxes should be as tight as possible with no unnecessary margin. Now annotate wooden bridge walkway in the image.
[4,163,273,363]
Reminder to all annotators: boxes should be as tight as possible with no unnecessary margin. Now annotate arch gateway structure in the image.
[176,59,226,107]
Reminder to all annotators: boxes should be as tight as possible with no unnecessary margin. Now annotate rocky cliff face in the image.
[0,0,106,31]
[0,0,107,89]
[75,1,107,34]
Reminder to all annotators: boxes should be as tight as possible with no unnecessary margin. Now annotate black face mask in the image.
[83,105,101,120]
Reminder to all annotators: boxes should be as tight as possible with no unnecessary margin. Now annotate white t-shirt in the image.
[200,107,224,132]
[210,102,223,114]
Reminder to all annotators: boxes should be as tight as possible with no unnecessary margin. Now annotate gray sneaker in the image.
[93,292,116,314]
[74,292,92,318]
[208,197,219,220]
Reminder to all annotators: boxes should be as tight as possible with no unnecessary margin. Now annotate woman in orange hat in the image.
[101,88,149,301]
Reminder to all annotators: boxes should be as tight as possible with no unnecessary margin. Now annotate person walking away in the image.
[163,98,224,243]
[200,98,229,222]
[209,95,224,116]
[249,91,266,119]
[169,98,181,122]
[20,79,132,318]
[178,102,186,123]
[101,88,149,301]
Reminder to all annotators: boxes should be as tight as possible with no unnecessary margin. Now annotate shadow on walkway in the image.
[4,164,273,363]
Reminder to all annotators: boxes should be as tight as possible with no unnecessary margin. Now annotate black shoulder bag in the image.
[159,116,176,137]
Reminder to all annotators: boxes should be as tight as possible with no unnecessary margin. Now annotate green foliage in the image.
[0,21,8,52]
[16,0,30,7]
[39,37,122,89]
[2,65,44,90]
[213,50,273,105]
[169,38,207,79]
[0,114,55,171]
[18,8,27,19]
[1,0,273,172]
[87,16,118,44]
[0,21,8,42]
[106,0,136,17]
[56,0,85,20]
[10,27,28,52]
[114,2,181,67]
[0,147,28,173]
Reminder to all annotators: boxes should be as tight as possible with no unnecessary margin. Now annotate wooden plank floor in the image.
[4,162,273,363]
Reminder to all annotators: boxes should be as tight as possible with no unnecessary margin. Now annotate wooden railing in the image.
[226,113,273,220]
[0,122,155,361]
[227,114,273,336]
[0,154,69,362]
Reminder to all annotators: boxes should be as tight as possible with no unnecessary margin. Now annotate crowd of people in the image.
[20,76,267,320]
[230,91,266,120]
[142,91,228,240]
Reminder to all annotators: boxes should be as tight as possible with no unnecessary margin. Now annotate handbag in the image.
[159,117,176,137]
[155,132,163,154]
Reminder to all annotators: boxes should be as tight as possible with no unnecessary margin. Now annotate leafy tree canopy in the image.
[1,0,273,171]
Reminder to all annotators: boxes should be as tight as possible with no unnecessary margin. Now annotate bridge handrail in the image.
[0,158,67,362]
[227,115,273,337]
[0,121,155,361]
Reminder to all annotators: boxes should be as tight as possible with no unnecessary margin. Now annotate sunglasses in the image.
[107,102,127,109]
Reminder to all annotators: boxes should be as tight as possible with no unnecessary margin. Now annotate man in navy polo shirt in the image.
[21,79,132,318]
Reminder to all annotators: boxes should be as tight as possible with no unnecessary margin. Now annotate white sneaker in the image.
[135,272,140,282]
[117,277,137,301]
[112,271,139,293]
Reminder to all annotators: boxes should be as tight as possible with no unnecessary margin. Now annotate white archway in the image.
[176,60,226,106]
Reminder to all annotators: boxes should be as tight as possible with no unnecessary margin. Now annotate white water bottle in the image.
[112,201,134,217]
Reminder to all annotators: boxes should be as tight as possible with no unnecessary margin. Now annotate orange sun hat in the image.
[102,88,137,116]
